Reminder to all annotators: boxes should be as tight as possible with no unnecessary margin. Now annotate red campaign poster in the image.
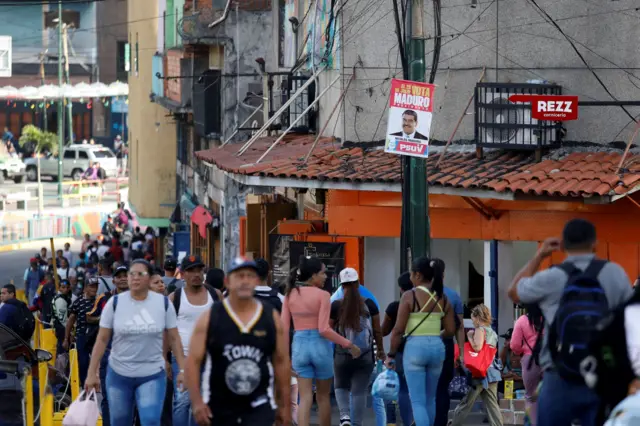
[385,79,436,159]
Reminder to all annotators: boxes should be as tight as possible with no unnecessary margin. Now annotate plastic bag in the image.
[63,390,100,426]
[371,368,400,402]
[464,341,497,378]
[604,392,640,426]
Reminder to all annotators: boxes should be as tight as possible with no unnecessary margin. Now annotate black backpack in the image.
[254,287,283,313]
[173,285,219,315]
[581,288,640,410]
[548,259,609,382]
[4,298,35,342]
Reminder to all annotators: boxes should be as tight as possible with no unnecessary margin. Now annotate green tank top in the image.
[404,286,443,337]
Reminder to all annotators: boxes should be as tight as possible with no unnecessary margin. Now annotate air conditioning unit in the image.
[475,83,563,149]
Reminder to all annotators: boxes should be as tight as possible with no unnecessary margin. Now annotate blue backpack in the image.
[548,259,609,382]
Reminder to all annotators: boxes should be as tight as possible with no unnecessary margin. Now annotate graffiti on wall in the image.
[303,0,340,70]
[70,212,109,236]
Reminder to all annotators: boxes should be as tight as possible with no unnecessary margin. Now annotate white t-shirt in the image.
[625,305,640,377]
[97,245,110,258]
[56,268,77,281]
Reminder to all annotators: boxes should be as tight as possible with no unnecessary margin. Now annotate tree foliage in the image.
[18,125,59,155]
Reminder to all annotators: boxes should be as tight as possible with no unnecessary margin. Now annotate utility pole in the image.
[402,0,430,268]
[62,24,73,145]
[57,0,64,202]
[39,53,47,131]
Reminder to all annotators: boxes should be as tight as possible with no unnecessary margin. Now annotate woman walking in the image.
[330,268,385,426]
[449,304,503,426]
[85,259,186,426]
[282,257,361,426]
[510,305,543,425]
[381,272,415,426]
[387,257,456,426]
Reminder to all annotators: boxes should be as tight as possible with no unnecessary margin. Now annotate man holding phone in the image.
[507,219,632,426]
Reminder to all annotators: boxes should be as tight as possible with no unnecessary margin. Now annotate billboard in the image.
[0,36,11,78]
[384,78,436,159]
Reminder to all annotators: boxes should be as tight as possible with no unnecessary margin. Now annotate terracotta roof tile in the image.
[195,136,640,199]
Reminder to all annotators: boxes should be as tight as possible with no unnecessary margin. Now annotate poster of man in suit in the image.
[385,79,436,158]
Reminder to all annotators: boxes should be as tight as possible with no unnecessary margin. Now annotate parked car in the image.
[23,144,118,182]
[0,155,26,184]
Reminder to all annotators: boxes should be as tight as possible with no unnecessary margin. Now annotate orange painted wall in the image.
[326,189,640,282]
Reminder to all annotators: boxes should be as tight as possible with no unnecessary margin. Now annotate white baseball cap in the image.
[339,267,359,284]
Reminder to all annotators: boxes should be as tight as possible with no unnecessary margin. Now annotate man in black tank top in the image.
[185,256,292,426]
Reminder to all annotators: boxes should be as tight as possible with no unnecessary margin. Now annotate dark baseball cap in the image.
[86,277,99,286]
[181,255,205,271]
[500,328,513,340]
[114,265,128,276]
[164,257,177,271]
[227,256,259,275]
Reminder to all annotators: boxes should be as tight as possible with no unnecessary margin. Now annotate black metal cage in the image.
[474,82,564,149]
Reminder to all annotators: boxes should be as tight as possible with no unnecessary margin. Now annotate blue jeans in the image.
[76,334,90,388]
[292,330,334,380]
[106,367,167,426]
[171,356,196,426]
[537,370,600,426]
[100,353,110,426]
[403,336,445,426]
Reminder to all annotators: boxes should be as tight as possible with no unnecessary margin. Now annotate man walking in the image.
[508,218,632,426]
[163,257,184,294]
[185,257,291,426]
[168,256,219,425]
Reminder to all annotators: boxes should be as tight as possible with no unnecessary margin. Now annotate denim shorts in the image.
[292,329,334,380]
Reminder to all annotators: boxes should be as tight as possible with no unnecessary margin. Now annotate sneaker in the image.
[340,416,351,426]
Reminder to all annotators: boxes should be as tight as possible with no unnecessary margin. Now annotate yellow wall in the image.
[128,0,177,221]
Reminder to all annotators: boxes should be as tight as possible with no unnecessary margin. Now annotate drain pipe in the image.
[208,0,232,28]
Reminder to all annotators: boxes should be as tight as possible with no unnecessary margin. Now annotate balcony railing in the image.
[266,72,317,133]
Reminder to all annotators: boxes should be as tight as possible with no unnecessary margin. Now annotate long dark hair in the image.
[411,256,443,297]
[285,256,324,296]
[338,281,365,331]
[525,304,544,333]
[430,258,445,298]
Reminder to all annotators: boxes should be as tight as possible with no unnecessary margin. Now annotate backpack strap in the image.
[164,296,169,312]
[112,294,118,312]
[555,262,580,277]
[205,284,219,302]
[173,288,182,314]
[583,259,608,279]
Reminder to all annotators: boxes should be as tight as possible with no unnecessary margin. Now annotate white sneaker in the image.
[340,415,352,426]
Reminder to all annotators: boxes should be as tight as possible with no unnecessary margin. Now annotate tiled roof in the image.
[196,136,640,198]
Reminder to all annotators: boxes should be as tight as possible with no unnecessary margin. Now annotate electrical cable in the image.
[525,0,637,124]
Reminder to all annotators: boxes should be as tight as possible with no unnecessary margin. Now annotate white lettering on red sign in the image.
[537,100,573,113]
[398,143,426,154]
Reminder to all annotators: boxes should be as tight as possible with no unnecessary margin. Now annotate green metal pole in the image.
[407,0,430,260]
[57,0,64,202]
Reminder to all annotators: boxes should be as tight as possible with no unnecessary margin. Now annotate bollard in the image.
[34,317,43,349]
[38,357,48,407]
[25,369,34,426]
[16,289,27,304]
[40,390,54,426]
[41,328,57,366]
[69,348,80,401]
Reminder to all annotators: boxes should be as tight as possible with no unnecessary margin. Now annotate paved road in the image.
[1,238,83,289]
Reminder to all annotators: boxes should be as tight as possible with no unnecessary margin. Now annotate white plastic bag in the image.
[63,390,100,426]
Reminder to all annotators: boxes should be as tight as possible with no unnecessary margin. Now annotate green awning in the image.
[128,202,171,228]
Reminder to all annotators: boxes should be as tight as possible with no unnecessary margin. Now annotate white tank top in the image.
[177,289,214,356]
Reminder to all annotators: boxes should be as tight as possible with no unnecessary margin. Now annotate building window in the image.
[135,33,139,76]
[0,36,11,78]
[117,41,128,81]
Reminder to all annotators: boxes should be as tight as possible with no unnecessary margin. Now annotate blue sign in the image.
[173,231,190,260]
[111,99,128,113]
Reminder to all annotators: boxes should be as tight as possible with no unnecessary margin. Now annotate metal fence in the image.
[0,216,72,245]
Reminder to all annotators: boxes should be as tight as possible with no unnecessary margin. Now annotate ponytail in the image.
[430,258,445,298]
[285,256,324,296]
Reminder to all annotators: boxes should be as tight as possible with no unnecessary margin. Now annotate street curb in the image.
[0,237,76,254]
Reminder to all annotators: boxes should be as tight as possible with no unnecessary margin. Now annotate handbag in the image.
[63,390,100,426]
[464,339,498,379]
[397,290,440,353]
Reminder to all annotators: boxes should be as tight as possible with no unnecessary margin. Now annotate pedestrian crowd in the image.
[0,217,639,426]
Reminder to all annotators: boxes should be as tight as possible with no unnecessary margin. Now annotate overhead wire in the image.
[524,0,637,124]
